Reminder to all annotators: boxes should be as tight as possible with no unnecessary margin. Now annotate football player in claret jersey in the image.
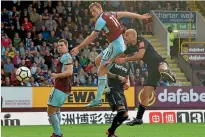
[115,29,176,126]
[48,39,73,137]
[71,2,151,107]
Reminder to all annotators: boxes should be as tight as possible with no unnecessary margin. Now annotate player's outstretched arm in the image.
[77,31,99,50]
[71,31,99,56]
[116,49,145,64]
[116,12,151,20]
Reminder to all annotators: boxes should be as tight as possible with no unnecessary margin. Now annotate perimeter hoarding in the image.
[32,87,135,108]
[136,86,205,109]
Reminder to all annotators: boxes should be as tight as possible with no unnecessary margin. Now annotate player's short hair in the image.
[89,2,102,10]
[58,39,68,46]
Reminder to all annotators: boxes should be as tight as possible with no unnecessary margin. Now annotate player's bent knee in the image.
[47,105,58,115]
[158,63,168,72]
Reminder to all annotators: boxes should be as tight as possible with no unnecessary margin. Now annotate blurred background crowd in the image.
[1,1,190,87]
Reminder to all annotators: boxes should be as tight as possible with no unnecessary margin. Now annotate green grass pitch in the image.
[2,123,205,137]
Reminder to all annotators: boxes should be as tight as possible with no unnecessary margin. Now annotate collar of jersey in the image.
[96,12,104,20]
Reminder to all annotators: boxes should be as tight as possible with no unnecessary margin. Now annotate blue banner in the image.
[154,11,196,23]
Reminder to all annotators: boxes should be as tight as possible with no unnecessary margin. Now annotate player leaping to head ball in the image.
[48,39,73,137]
[115,29,176,126]
[71,2,151,108]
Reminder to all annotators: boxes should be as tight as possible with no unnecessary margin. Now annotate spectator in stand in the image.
[85,61,94,73]
[86,76,95,86]
[1,8,10,25]
[20,59,28,67]
[34,52,43,64]
[44,50,53,70]
[20,9,30,24]
[47,30,58,46]
[50,42,59,59]
[79,54,89,68]
[34,33,45,46]
[2,34,12,49]
[23,17,32,32]
[89,47,98,63]
[30,8,40,24]
[9,6,20,24]
[30,63,37,75]
[77,68,88,85]
[13,33,21,49]
[56,1,65,14]
[29,41,37,55]
[39,42,51,56]
[36,1,43,14]
[57,16,66,31]
[45,15,57,32]
[40,25,50,39]
[27,77,39,87]
[76,33,85,44]
[138,60,148,74]
[61,26,70,40]
[42,8,49,21]
[52,8,59,21]
[18,41,25,59]
[35,15,45,33]
[82,45,90,59]
[4,58,14,74]
[139,77,145,86]
[53,24,61,39]
[31,26,37,40]
[72,25,80,39]
[135,68,141,85]
[7,24,16,40]
[12,51,21,67]
[129,75,136,86]
[27,4,33,15]
[166,2,173,10]
[46,1,54,14]
[2,76,13,86]
[73,60,82,74]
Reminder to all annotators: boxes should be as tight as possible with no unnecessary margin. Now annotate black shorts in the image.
[145,60,168,89]
[105,88,128,112]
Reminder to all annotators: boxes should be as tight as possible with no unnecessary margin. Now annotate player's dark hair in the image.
[89,2,102,9]
[58,39,68,46]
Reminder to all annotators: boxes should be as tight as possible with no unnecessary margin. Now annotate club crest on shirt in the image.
[66,58,72,64]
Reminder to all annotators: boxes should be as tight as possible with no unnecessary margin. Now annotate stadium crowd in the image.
[1,1,190,87]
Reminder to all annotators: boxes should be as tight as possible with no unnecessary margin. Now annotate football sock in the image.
[56,111,61,123]
[136,104,147,119]
[109,109,127,135]
[96,76,107,101]
[49,113,61,136]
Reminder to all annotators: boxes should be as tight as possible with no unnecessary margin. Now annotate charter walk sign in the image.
[154,11,197,38]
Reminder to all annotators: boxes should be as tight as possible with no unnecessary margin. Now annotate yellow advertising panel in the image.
[32,87,135,108]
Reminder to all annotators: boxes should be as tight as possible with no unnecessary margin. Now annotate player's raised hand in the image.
[118,76,127,83]
[71,47,79,56]
[141,13,152,19]
[115,58,126,64]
